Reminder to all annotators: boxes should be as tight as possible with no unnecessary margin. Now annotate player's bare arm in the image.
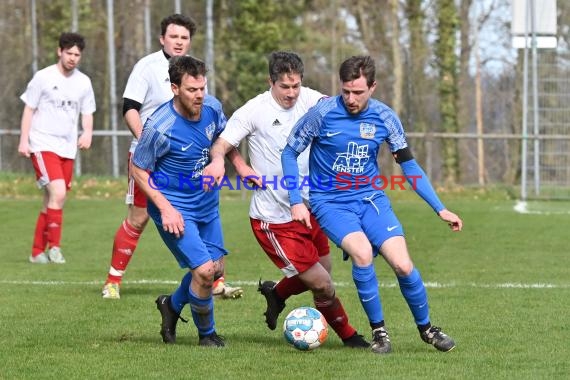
[226,147,262,188]
[291,203,312,229]
[131,164,184,238]
[437,209,463,232]
[204,138,263,190]
[77,114,93,150]
[18,106,34,157]
[204,137,232,185]
[124,108,144,139]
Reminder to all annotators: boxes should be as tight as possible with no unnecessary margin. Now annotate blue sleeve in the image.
[205,95,227,139]
[286,104,323,154]
[132,126,169,171]
[281,145,303,205]
[400,159,445,213]
[203,94,224,141]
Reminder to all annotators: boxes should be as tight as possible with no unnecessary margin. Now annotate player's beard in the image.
[188,105,202,119]
[177,99,202,120]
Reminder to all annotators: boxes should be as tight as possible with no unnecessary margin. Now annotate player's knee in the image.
[48,188,67,207]
[128,208,149,230]
[318,255,332,273]
[193,264,216,288]
[129,219,148,231]
[343,242,374,266]
[308,275,334,297]
[50,197,66,209]
[350,251,374,267]
[393,261,414,277]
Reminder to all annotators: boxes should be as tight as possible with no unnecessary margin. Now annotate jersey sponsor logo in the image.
[387,225,398,232]
[192,148,210,178]
[332,142,370,174]
[55,99,78,112]
[181,142,194,151]
[326,131,342,137]
[205,122,216,141]
[272,119,282,126]
[360,123,376,139]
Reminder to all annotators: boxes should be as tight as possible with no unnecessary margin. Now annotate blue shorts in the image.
[154,215,228,269]
[312,193,404,257]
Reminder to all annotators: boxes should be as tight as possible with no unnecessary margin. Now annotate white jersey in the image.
[123,50,173,152]
[20,64,96,159]
[221,87,325,223]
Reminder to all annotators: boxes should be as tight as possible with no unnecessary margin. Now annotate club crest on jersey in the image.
[205,123,216,141]
[360,123,376,139]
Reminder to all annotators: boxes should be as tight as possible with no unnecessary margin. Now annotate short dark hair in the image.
[339,55,376,87]
[58,32,85,51]
[168,56,207,86]
[268,51,304,83]
[161,14,197,38]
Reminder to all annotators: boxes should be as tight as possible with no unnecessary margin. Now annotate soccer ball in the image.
[283,306,328,350]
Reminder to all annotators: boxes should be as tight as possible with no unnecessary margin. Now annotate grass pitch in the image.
[0,176,568,379]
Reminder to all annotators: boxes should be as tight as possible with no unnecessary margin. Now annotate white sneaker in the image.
[102,282,120,299]
[213,281,243,299]
[29,252,50,264]
[47,247,66,264]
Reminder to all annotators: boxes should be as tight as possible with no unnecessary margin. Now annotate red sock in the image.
[106,220,142,284]
[46,208,63,249]
[274,276,308,300]
[314,296,356,340]
[32,211,48,256]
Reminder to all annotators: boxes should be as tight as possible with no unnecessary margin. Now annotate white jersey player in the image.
[18,32,96,265]
[204,51,370,348]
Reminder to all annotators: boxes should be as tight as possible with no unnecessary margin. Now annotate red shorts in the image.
[31,151,74,190]
[126,152,147,208]
[250,214,330,278]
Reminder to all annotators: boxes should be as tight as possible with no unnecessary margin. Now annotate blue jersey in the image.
[133,95,226,222]
[286,95,408,204]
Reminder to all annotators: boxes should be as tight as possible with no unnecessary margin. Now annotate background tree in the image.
[1,1,31,172]
[403,0,432,162]
[214,0,306,115]
[435,0,460,184]
[351,0,394,103]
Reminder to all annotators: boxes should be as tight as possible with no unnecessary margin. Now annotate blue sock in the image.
[188,288,215,337]
[170,271,192,314]
[352,263,384,324]
[397,268,430,326]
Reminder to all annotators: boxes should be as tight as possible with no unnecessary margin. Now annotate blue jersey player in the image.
[132,56,240,347]
[281,55,463,354]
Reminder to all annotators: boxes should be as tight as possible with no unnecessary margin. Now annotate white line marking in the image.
[513,200,570,215]
[0,279,567,289]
